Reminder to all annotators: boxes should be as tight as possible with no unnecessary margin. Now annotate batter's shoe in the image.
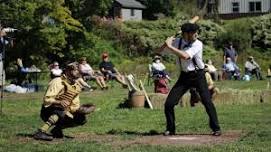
[163,130,175,136]
[212,130,222,136]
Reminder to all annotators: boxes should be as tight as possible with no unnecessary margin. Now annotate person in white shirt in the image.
[245,56,263,80]
[161,22,221,136]
[49,62,63,78]
[151,55,170,80]
[78,57,107,90]
[223,57,240,80]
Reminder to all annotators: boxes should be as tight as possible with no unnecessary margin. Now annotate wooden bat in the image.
[189,15,200,24]
[156,16,200,53]
[139,80,153,109]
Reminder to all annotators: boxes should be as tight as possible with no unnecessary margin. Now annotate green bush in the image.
[251,14,271,51]
[215,19,252,53]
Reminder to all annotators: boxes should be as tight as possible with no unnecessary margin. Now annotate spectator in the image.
[0,27,9,86]
[150,54,171,80]
[78,57,107,90]
[205,59,218,81]
[245,56,263,80]
[49,61,62,79]
[99,52,127,88]
[223,41,238,64]
[149,54,170,94]
[267,65,271,78]
[267,65,271,88]
[223,57,240,80]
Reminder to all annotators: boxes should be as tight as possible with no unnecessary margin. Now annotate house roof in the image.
[114,0,146,9]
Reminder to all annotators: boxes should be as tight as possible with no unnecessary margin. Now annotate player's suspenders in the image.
[178,38,199,71]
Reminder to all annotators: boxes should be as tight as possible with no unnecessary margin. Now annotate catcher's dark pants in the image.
[40,105,86,129]
[164,70,220,133]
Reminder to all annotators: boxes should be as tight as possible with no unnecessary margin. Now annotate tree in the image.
[0,0,83,66]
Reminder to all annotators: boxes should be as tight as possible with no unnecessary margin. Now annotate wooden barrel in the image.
[130,91,145,108]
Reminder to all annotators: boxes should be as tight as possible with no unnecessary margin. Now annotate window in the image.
[249,2,262,12]
[131,9,135,16]
[232,2,240,13]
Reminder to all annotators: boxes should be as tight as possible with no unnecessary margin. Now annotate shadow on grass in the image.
[16,133,34,138]
[16,133,74,139]
[107,129,160,136]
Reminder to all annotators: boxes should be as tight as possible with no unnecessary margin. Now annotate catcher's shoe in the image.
[33,129,53,141]
[50,127,64,138]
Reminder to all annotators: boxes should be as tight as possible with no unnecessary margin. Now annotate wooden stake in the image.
[139,80,153,109]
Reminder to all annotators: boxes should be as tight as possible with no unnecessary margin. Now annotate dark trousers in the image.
[164,70,220,133]
[40,105,87,129]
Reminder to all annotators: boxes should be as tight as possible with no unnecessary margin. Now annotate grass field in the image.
[0,80,270,152]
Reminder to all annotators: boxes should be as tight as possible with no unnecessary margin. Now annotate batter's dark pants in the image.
[164,70,220,133]
[40,105,87,129]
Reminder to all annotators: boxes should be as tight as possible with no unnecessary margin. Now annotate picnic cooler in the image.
[130,91,145,107]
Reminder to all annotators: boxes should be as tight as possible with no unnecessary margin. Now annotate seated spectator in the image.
[49,61,62,79]
[150,55,171,80]
[190,65,219,107]
[223,57,240,80]
[205,59,218,81]
[245,56,263,80]
[78,57,107,90]
[99,52,127,88]
[16,58,41,86]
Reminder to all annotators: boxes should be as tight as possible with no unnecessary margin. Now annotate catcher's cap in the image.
[181,23,199,33]
[65,62,78,71]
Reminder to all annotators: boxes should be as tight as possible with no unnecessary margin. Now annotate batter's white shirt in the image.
[172,38,205,72]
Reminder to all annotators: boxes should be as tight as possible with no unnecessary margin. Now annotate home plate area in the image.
[75,130,242,146]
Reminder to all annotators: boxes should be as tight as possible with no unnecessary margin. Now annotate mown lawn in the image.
[0,80,270,152]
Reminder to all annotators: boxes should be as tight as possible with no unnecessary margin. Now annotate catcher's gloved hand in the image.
[77,103,96,114]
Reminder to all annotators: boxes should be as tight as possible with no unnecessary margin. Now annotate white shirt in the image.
[224,62,236,72]
[151,62,166,71]
[245,61,259,71]
[79,63,93,74]
[51,68,62,76]
[172,38,204,72]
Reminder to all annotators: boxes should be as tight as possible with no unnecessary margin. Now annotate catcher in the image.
[33,63,95,141]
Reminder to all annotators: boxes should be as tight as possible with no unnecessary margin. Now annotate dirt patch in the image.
[74,130,242,146]
[17,130,242,146]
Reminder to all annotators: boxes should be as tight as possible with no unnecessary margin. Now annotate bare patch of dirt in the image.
[17,130,243,146]
[74,130,242,146]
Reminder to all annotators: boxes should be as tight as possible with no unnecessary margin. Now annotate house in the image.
[218,0,271,18]
[199,0,271,18]
[111,0,146,21]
